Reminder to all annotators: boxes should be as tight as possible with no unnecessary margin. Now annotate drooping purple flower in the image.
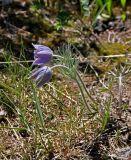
[32,44,53,65]
[29,66,52,87]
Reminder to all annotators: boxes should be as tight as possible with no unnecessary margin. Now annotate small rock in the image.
[0,110,7,118]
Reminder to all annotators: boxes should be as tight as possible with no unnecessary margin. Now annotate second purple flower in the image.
[30,66,52,87]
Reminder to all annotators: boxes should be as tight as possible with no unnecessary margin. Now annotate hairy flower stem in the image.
[53,55,63,58]
[76,71,98,105]
[51,65,93,112]
[51,64,69,70]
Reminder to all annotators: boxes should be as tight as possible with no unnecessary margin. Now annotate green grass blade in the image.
[31,84,45,129]
[106,0,112,16]
[120,0,126,8]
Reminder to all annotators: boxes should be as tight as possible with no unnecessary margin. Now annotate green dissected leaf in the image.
[57,11,70,24]
[80,0,90,16]
[55,11,70,31]
[31,1,45,10]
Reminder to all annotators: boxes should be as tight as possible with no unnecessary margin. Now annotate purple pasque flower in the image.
[30,66,52,87]
[32,44,53,66]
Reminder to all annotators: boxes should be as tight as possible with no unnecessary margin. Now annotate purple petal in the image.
[29,67,44,79]
[35,51,53,58]
[33,54,52,65]
[33,44,52,52]
[33,45,53,65]
[36,73,52,87]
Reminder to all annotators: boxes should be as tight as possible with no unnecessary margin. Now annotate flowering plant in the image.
[30,44,96,112]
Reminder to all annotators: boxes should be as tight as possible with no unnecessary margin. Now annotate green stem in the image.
[51,65,95,111]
